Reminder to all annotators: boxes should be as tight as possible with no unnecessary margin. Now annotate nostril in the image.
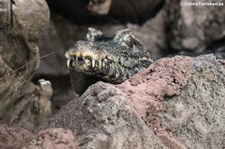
[78,57,83,61]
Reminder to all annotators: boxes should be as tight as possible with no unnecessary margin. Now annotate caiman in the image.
[65,28,154,95]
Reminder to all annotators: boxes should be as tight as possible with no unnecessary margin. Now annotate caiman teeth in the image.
[102,59,107,68]
[92,59,95,67]
[84,59,90,63]
[98,60,102,69]
[67,60,71,68]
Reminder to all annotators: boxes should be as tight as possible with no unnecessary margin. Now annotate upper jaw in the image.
[65,51,92,71]
[65,47,108,73]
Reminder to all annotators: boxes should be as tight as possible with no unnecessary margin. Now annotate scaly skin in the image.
[65,28,154,94]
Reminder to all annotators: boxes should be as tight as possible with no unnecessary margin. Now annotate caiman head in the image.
[65,28,154,83]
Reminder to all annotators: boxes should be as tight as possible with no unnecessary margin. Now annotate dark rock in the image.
[87,0,112,15]
[109,0,164,24]
[46,0,164,24]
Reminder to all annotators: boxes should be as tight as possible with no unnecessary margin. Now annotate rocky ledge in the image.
[2,54,225,149]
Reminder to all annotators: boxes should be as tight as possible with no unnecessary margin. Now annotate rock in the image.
[45,0,164,24]
[119,54,225,148]
[119,56,194,118]
[0,125,78,149]
[0,0,52,131]
[157,54,225,148]
[0,124,34,148]
[40,82,167,149]
[26,128,78,149]
[109,0,164,24]
[87,0,112,15]
[165,0,225,52]
[41,54,225,148]
[119,55,194,149]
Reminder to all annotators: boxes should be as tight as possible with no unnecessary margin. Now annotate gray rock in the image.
[158,54,225,148]
[166,0,225,51]
[40,82,167,149]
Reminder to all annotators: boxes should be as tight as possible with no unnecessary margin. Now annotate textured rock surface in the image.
[119,54,225,148]
[119,56,194,149]
[40,82,167,149]
[26,128,78,149]
[0,124,34,148]
[0,54,222,148]
[40,54,225,148]
[158,55,225,148]
[166,0,225,52]
[119,56,194,117]
[0,125,78,149]
[0,0,52,131]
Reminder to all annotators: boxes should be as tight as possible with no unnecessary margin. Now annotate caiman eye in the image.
[122,34,136,48]
[114,29,142,49]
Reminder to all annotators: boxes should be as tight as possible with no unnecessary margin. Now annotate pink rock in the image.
[26,128,78,149]
[119,56,193,117]
[0,124,34,148]
[118,56,193,149]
